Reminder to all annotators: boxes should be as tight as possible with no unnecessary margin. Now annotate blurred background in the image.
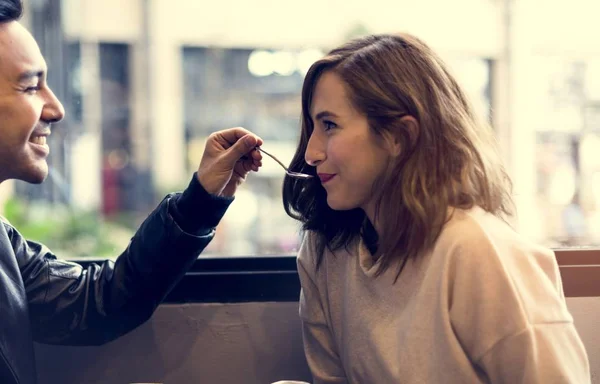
[0,0,599,259]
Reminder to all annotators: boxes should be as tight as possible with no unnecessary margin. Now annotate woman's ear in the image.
[384,115,420,158]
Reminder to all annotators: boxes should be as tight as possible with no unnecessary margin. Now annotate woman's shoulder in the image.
[434,207,560,291]
[435,207,556,270]
[434,207,569,326]
[296,230,358,271]
[297,230,320,268]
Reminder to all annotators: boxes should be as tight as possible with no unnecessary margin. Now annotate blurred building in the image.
[2,0,598,256]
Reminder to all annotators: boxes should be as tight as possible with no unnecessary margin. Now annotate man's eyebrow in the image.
[18,70,44,82]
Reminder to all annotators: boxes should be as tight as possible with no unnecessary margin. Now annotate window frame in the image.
[555,248,600,297]
[76,248,600,303]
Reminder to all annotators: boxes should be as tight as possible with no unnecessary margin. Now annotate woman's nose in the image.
[304,134,325,166]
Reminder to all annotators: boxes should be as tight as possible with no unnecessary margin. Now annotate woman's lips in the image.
[318,173,336,183]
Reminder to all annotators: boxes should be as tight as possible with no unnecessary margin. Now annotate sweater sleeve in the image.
[444,219,590,383]
[297,233,348,384]
[477,322,590,383]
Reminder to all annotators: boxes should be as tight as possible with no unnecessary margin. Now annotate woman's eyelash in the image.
[323,120,337,130]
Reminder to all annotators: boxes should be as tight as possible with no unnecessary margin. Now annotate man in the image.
[0,1,263,383]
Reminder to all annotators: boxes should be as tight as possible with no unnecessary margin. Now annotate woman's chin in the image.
[326,197,357,211]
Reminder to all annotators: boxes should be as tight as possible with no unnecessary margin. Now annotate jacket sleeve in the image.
[297,233,348,384]
[10,174,232,346]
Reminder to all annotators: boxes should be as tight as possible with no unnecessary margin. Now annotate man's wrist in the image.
[196,172,221,196]
[170,173,233,234]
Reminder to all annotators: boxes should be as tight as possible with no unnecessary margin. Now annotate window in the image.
[0,0,598,260]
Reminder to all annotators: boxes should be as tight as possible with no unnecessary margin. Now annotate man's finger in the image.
[222,134,260,164]
[216,127,262,147]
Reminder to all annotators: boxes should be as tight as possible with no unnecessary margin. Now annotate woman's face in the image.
[304,71,395,221]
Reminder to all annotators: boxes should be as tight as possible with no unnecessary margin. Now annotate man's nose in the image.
[42,86,65,123]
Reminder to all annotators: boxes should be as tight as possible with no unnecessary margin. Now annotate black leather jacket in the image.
[0,175,232,384]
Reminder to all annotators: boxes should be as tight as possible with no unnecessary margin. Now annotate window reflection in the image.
[0,0,598,259]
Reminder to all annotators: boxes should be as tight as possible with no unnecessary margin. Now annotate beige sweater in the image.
[297,207,590,383]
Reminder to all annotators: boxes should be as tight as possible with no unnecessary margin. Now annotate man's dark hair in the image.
[0,0,22,23]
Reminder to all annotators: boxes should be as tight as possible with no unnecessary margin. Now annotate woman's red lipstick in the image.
[318,173,335,183]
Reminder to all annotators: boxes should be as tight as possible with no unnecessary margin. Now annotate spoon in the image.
[256,147,313,180]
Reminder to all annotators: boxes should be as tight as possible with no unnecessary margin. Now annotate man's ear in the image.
[383,115,420,158]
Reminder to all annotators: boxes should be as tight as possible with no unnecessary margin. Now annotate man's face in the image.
[0,21,64,184]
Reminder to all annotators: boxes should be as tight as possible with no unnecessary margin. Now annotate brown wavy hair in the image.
[282,33,514,279]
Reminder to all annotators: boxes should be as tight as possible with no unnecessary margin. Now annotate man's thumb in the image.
[223,134,257,163]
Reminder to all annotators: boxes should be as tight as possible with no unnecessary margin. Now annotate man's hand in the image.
[196,127,263,197]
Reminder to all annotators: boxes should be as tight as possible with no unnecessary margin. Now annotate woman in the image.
[282,33,590,383]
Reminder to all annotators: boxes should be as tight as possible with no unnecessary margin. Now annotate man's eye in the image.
[24,85,41,94]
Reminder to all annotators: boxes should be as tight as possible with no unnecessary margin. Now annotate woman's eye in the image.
[323,120,337,131]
